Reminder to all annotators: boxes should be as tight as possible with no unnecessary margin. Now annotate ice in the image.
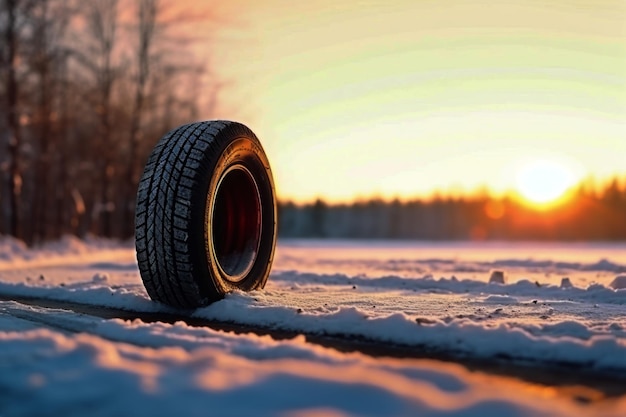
[1,237,626,416]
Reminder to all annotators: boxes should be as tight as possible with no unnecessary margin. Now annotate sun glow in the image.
[515,160,578,207]
[212,0,625,203]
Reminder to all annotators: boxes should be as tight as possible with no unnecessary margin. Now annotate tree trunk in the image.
[4,0,22,239]
[123,0,157,238]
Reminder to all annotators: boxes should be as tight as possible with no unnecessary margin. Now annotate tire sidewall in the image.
[199,130,277,296]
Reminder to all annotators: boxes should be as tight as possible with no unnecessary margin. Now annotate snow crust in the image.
[1,237,626,416]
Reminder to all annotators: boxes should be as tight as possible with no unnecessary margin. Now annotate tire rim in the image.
[211,164,263,283]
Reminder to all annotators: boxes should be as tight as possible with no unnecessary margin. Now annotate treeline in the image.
[0,0,215,244]
[278,178,626,240]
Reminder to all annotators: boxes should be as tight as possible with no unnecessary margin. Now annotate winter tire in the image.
[135,121,277,308]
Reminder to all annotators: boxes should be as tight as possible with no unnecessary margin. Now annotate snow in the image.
[1,315,598,417]
[488,269,506,284]
[1,237,626,416]
[610,275,626,290]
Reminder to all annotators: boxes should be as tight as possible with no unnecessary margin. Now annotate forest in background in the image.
[0,0,215,244]
[279,178,626,241]
[1,1,624,244]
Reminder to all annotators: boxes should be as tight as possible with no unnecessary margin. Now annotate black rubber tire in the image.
[135,120,277,308]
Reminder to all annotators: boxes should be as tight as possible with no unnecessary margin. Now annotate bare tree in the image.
[80,0,120,237]
[0,0,220,242]
[0,0,32,239]
[123,0,157,230]
[24,0,74,242]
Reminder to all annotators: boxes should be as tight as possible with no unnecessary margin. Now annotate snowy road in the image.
[1,237,625,416]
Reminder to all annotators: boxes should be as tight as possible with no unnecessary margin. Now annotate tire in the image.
[135,120,277,308]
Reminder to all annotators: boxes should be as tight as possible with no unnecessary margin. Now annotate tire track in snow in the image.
[2,294,626,400]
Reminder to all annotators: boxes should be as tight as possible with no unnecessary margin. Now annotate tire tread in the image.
[135,120,234,308]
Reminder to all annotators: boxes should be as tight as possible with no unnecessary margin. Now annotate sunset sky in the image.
[206,0,625,203]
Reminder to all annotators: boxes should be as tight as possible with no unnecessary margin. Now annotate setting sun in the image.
[515,160,577,206]
[213,0,625,203]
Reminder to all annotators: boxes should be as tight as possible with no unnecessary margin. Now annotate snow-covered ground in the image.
[1,237,625,416]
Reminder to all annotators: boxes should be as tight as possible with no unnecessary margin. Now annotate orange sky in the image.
[200,0,625,203]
